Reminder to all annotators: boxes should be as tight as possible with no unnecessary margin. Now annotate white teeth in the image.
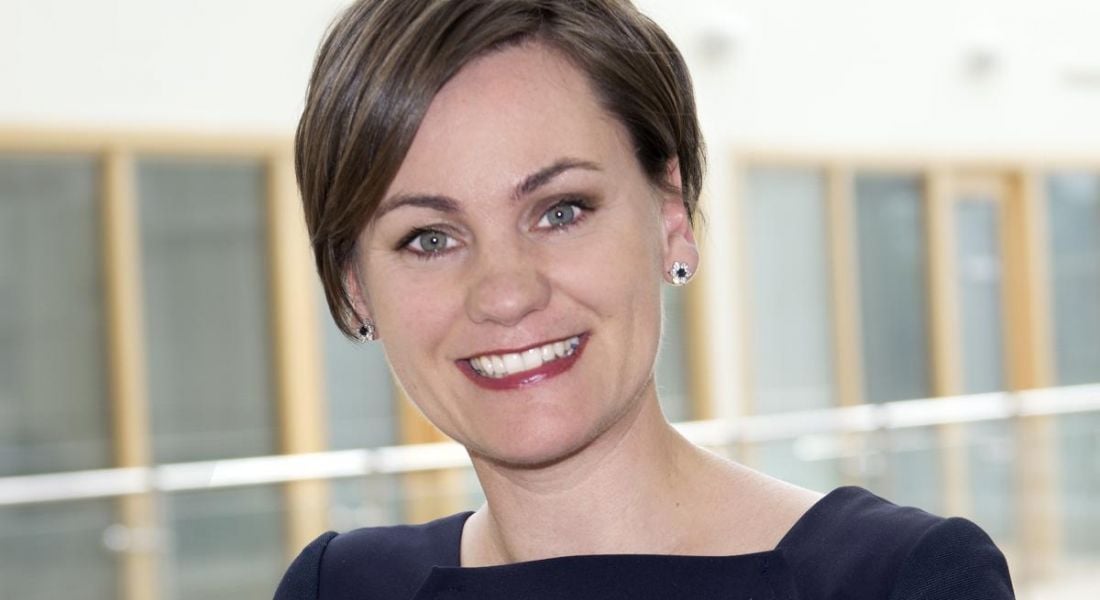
[468,335,582,378]
[503,353,524,373]
[522,348,543,370]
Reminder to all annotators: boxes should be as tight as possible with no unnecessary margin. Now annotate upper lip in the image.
[459,332,584,360]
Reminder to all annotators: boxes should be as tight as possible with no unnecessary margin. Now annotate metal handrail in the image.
[2,384,1098,506]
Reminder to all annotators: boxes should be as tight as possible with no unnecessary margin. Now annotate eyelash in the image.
[539,196,593,232]
[395,227,454,260]
[396,197,595,261]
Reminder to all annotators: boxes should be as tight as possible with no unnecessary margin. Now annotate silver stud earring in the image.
[357,320,376,342]
[668,261,693,286]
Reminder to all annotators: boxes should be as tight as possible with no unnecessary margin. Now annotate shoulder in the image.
[887,516,1015,599]
[273,512,472,600]
[778,486,1013,600]
[273,530,338,600]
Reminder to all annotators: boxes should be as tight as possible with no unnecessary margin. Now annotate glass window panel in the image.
[330,475,407,531]
[955,199,1006,393]
[755,436,844,493]
[137,158,275,463]
[0,155,111,476]
[0,499,118,600]
[742,167,835,414]
[954,199,1015,544]
[161,486,284,600]
[854,173,931,402]
[459,466,487,509]
[319,286,398,450]
[1058,412,1100,556]
[965,420,1016,542]
[319,285,407,525]
[874,426,943,515]
[855,175,939,512]
[1046,173,1100,385]
[1048,173,1100,556]
[656,286,692,422]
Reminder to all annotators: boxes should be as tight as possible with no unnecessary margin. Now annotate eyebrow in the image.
[513,158,601,201]
[375,157,601,219]
[375,194,459,219]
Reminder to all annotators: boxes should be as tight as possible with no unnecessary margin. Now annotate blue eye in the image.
[538,201,586,229]
[414,230,449,253]
[397,226,459,260]
[546,204,576,226]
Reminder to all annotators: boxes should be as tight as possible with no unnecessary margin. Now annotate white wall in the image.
[0,0,347,132]
[646,0,1100,157]
[3,0,1098,154]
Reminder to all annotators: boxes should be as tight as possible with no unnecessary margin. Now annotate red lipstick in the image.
[456,333,589,391]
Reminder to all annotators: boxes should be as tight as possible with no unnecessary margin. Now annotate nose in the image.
[464,243,551,326]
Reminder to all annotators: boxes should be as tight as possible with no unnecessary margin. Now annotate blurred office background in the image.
[1,0,1098,598]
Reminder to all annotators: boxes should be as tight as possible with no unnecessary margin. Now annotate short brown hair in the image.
[297,0,705,337]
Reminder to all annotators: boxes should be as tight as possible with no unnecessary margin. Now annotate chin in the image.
[468,416,601,470]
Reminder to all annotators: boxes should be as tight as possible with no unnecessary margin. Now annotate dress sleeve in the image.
[273,531,339,600]
[887,517,1015,600]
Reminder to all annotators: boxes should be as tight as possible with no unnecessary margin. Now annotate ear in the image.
[344,263,373,328]
[659,158,699,278]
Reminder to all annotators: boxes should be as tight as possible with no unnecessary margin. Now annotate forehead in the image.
[387,43,630,198]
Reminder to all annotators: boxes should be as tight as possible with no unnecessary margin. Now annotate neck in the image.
[462,384,732,565]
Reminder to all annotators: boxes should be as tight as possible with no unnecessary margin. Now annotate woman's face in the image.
[351,42,697,467]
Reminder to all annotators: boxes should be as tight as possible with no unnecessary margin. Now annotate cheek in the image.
[549,216,664,322]
[369,269,459,369]
[584,213,663,287]
[373,283,460,424]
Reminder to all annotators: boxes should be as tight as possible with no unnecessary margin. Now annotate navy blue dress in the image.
[273,486,1014,599]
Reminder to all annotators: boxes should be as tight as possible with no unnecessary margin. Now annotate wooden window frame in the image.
[731,152,1098,582]
[0,129,327,599]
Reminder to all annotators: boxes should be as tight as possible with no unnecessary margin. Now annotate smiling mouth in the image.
[466,335,582,379]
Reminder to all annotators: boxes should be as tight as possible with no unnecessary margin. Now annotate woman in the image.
[276,1,1014,598]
